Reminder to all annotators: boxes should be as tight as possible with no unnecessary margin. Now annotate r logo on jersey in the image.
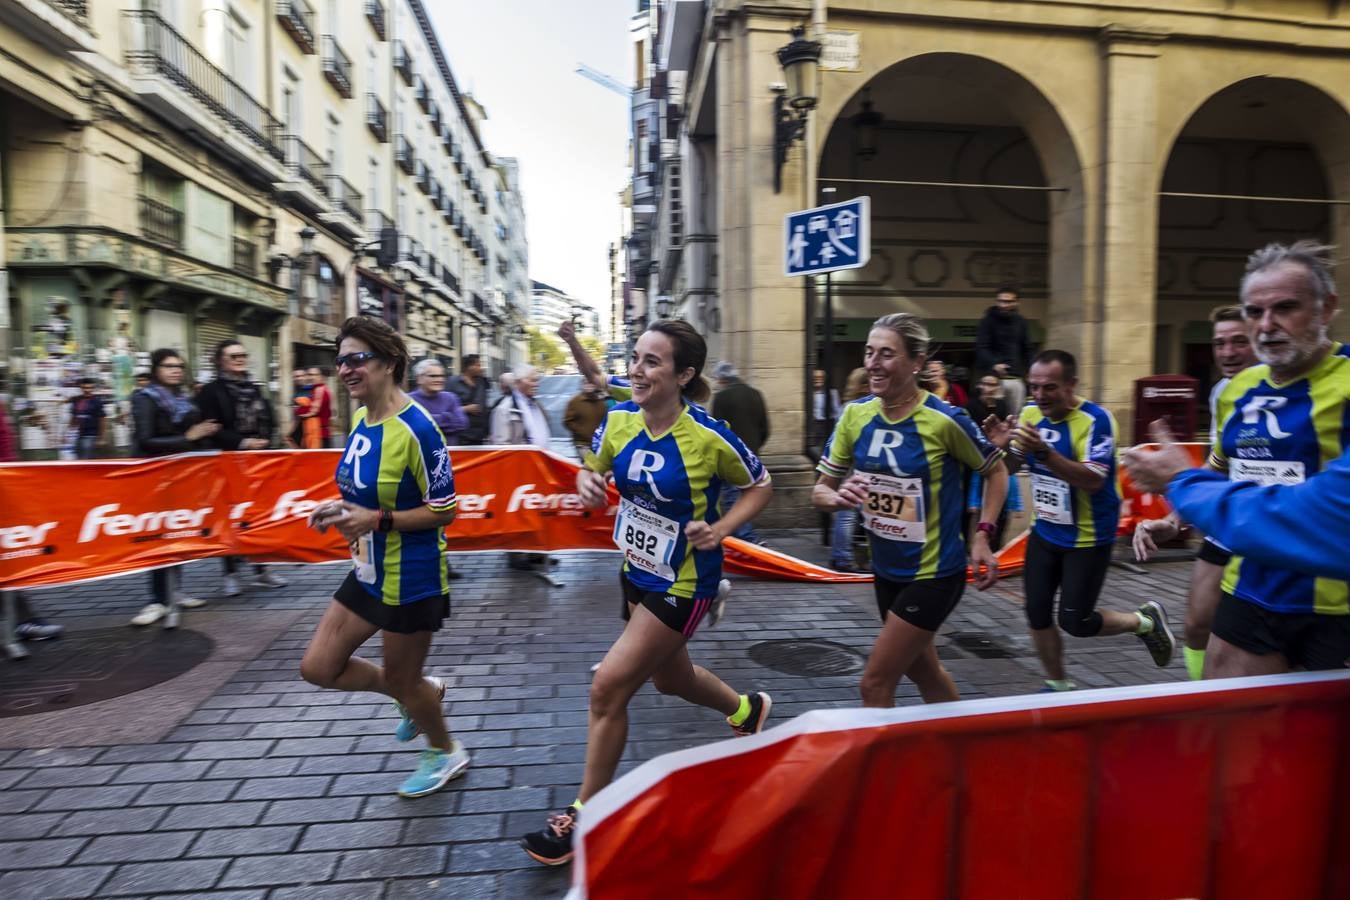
[627,449,672,502]
[342,433,373,489]
[1240,396,1293,440]
[866,430,905,474]
[1039,428,1061,444]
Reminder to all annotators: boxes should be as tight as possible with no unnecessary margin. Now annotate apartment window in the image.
[282,68,301,134]
[366,45,377,94]
[395,93,405,134]
[397,188,407,227]
[326,112,341,173]
[416,207,425,245]
[227,9,252,95]
[368,156,379,211]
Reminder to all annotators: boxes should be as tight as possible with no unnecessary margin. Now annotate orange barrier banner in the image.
[1117,441,1209,534]
[571,671,1350,900]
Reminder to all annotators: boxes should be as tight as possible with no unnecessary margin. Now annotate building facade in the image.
[0,0,527,457]
[530,279,588,336]
[627,0,1350,523]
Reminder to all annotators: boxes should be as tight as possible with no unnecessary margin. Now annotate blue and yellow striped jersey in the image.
[1210,343,1350,615]
[593,399,769,598]
[1018,400,1120,549]
[335,400,456,606]
[818,394,1002,581]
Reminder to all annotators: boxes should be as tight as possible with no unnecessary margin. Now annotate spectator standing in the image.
[975,285,1033,412]
[810,368,841,451]
[491,365,552,570]
[829,367,870,571]
[563,380,610,459]
[69,377,107,459]
[921,359,968,408]
[196,339,286,597]
[289,368,312,447]
[448,353,490,445]
[965,375,1019,549]
[129,348,220,626]
[410,359,468,445]
[306,366,334,447]
[710,361,770,543]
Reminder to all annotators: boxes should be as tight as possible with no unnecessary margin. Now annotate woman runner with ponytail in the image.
[520,320,774,866]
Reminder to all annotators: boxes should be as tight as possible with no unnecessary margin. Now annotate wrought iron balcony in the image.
[414,76,430,112]
[395,135,415,174]
[442,126,454,155]
[366,93,388,142]
[282,134,329,198]
[441,195,455,224]
[232,235,258,277]
[415,161,432,194]
[326,175,364,224]
[443,267,460,296]
[123,11,284,166]
[46,0,89,26]
[393,40,413,84]
[139,195,183,249]
[429,101,441,133]
[277,0,316,54]
[365,0,386,40]
[322,35,352,98]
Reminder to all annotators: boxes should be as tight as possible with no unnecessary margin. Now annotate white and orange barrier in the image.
[570,671,1350,900]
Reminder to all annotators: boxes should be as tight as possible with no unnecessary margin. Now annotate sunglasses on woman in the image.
[335,351,380,369]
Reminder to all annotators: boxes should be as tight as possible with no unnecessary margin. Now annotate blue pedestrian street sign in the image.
[784,196,870,277]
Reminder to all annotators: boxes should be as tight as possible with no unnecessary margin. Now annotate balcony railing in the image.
[277,0,316,54]
[395,135,415,174]
[366,93,388,142]
[232,235,258,277]
[415,161,432,194]
[327,175,364,224]
[282,134,328,197]
[46,0,89,26]
[123,11,284,164]
[365,209,392,238]
[393,40,413,84]
[414,76,430,112]
[443,267,460,296]
[429,101,441,133]
[139,195,183,249]
[442,127,454,155]
[321,35,352,98]
[441,196,455,224]
[399,234,427,271]
[365,0,386,40]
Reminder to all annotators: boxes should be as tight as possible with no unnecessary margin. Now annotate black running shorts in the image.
[872,571,966,632]
[1023,531,1113,636]
[334,573,449,634]
[621,574,714,638]
[1211,592,1350,671]
[1196,536,1233,567]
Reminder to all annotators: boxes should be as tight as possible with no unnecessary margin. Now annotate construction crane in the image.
[576,64,631,98]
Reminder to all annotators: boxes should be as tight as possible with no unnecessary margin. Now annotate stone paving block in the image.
[167,724,257,741]
[177,709,233,726]
[385,874,501,899]
[1,748,105,768]
[445,839,533,874]
[205,758,300,780]
[0,836,89,869]
[269,883,385,900]
[258,797,362,826]
[266,737,357,757]
[467,745,556,767]
[109,760,216,784]
[335,844,448,880]
[158,802,267,831]
[0,811,63,841]
[0,865,115,899]
[296,819,405,852]
[135,779,239,806]
[184,825,300,858]
[12,764,123,790]
[453,787,552,815]
[326,772,402,796]
[232,775,332,801]
[148,892,264,900]
[33,784,144,812]
[243,721,326,740]
[293,753,388,777]
[74,830,196,864]
[0,769,31,790]
[100,858,229,896]
[216,850,339,888]
[181,740,276,760]
[401,813,505,845]
[495,866,574,899]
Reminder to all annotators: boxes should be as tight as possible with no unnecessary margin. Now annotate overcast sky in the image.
[427,1,635,323]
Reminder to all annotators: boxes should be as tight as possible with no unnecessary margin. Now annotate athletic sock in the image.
[1135,613,1154,635]
[728,693,751,726]
[571,799,584,812]
[1044,679,1076,692]
[1183,646,1205,681]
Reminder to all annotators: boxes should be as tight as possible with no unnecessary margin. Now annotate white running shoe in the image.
[130,603,168,626]
[222,574,242,598]
[709,579,731,628]
[174,592,207,609]
[254,570,287,589]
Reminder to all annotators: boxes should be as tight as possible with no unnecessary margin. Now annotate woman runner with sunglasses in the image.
[299,316,467,798]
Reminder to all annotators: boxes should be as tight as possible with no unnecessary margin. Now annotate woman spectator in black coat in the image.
[128,348,220,627]
[196,339,287,597]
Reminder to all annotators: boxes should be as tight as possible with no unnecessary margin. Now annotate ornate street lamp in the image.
[853,89,881,161]
[772,25,822,193]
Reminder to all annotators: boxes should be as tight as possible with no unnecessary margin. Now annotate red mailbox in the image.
[1133,375,1199,443]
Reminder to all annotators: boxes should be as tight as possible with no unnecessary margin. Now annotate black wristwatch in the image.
[377,509,394,532]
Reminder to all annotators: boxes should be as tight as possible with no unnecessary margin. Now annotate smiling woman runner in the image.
[813,313,1008,707]
[298,316,467,799]
[520,319,774,866]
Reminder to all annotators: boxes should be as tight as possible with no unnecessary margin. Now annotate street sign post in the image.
[785,197,870,451]
[784,196,870,277]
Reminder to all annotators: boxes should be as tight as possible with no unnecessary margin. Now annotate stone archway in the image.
[814,53,1088,390]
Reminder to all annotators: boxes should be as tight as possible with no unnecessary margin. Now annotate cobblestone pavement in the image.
[0,532,1191,898]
